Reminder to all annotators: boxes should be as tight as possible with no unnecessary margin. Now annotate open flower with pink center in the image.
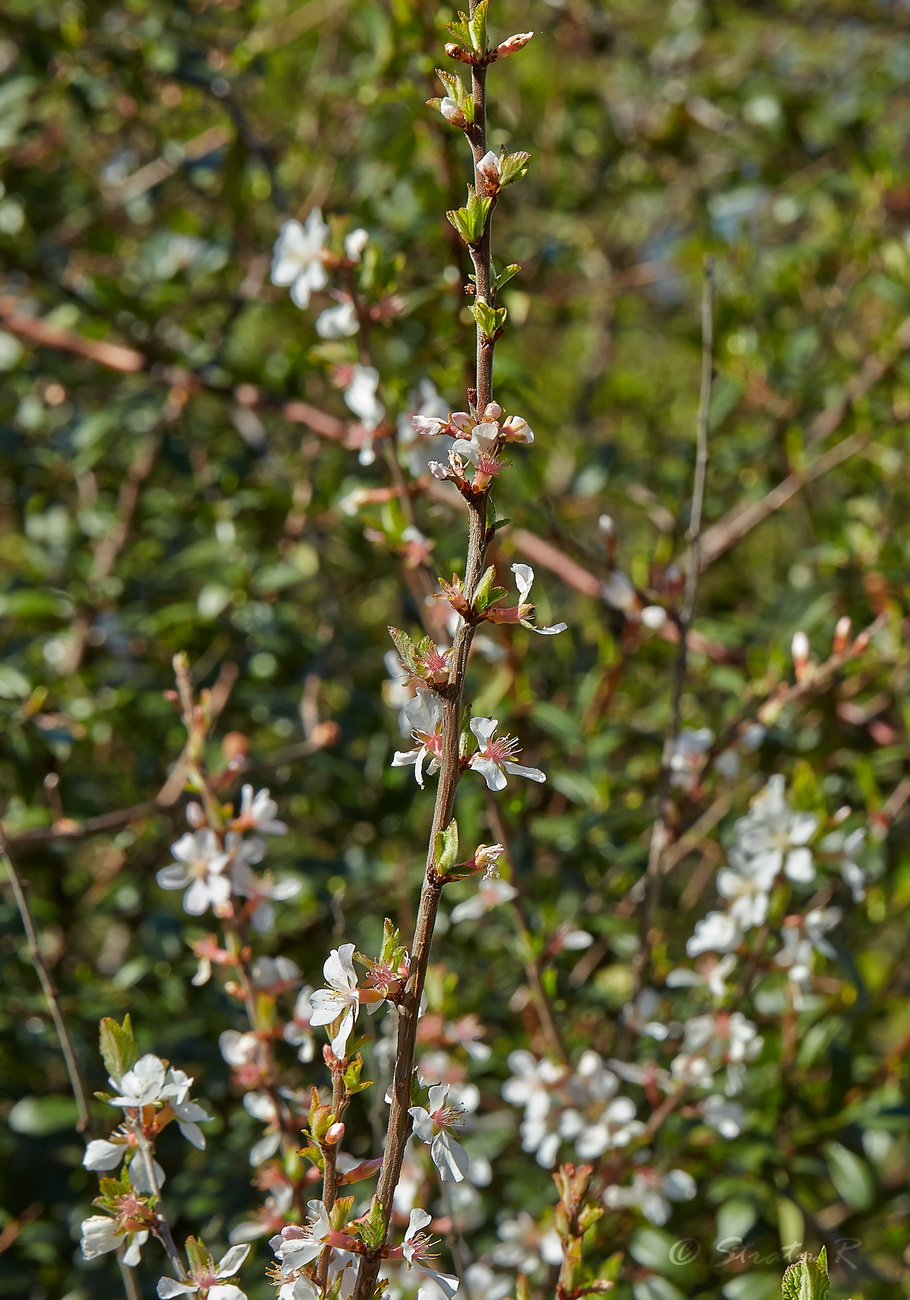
[408,1084,471,1183]
[467,717,545,792]
[401,1208,460,1299]
[391,690,445,788]
[156,1243,250,1298]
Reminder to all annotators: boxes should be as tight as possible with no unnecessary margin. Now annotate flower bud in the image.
[641,604,667,630]
[450,410,474,432]
[445,42,476,63]
[495,31,534,58]
[791,630,810,681]
[325,1122,345,1146]
[482,401,502,422]
[502,414,533,444]
[477,151,501,192]
[411,414,448,437]
[833,615,852,654]
[439,96,468,129]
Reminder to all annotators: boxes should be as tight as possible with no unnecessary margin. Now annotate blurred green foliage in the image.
[2,1,910,1298]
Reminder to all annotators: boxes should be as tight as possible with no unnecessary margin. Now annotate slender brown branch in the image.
[631,257,714,997]
[0,835,91,1133]
[350,8,496,1294]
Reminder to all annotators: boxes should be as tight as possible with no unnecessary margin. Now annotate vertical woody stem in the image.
[350,6,495,1297]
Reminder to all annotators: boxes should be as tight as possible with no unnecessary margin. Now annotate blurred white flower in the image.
[316,300,358,339]
[271,212,329,308]
[732,774,818,883]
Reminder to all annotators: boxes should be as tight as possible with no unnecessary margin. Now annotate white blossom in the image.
[344,227,368,261]
[669,728,713,790]
[491,1212,562,1273]
[468,717,545,791]
[449,877,516,923]
[81,1214,148,1267]
[344,364,385,455]
[701,1094,744,1137]
[157,830,231,916]
[231,863,301,933]
[409,1084,471,1183]
[603,1163,696,1225]
[310,942,361,1058]
[686,910,742,957]
[402,1209,460,1299]
[108,1055,180,1109]
[156,1244,250,1299]
[271,212,329,309]
[235,786,287,835]
[316,300,358,339]
[510,564,567,635]
[283,986,316,1062]
[732,773,818,883]
[392,690,444,788]
[667,952,737,1000]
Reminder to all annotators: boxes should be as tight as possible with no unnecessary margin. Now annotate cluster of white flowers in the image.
[80,1053,213,1269]
[157,786,297,928]
[502,1049,644,1169]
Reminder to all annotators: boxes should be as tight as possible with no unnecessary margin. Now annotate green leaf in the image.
[8,1095,80,1136]
[781,1249,829,1300]
[470,300,507,338]
[98,1015,138,1082]
[824,1140,875,1209]
[358,1196,387,1250]
[435,818,459,873]
[446,189,492,245]
[498,149,531,186]
[494,263,521,290]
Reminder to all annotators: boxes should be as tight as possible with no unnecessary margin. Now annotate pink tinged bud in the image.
[440,97,468,128]
[477,151,501,187]
[496,31,534,58]
[791,631,810,680]
[325,1122,345,1146]
[445,42,475,63]
[481,401,502,422]
[450,411,474,432]
[833,615,852,654]
[598,514,615,538]
[411,415,447,436]
[501,414,532,443]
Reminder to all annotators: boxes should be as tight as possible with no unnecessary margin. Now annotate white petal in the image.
[510,563,534,605]
[316,301,358,339]
[83,1139,124,1170]
[469,716,498,746]
[215,1243,251,1277]
[157,1280,196,1298]
[502,761,546,783]
[784,847,815,883]
[432,1131,470,1183]
[531,621,567,635]
[470,756,507,791]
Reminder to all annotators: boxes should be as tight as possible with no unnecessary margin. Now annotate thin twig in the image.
[0,835,91,1133]
[631,257,715,997]
[349,7,497,1294]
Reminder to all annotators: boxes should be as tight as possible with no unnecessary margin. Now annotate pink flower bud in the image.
[325,1122,345,1146]
[477,151,501,188]
[439,96,468,128]
[496,31,534,58]
[450,411,474,432]
[502,414,532,443]
[482,402,502,422]
[445,42,476,64]
[411,415,448,436]
[833,615,852,654]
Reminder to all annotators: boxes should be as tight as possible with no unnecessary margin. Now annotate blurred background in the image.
[2,1,910,1297]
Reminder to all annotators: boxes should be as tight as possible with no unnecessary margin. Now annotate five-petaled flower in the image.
[400,1208,460,1299]
[408,1084,471,1183]
[309,943,362,1058]
[156,1243,250,1299]
[391,690,445,787]
[468,717,546,791]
